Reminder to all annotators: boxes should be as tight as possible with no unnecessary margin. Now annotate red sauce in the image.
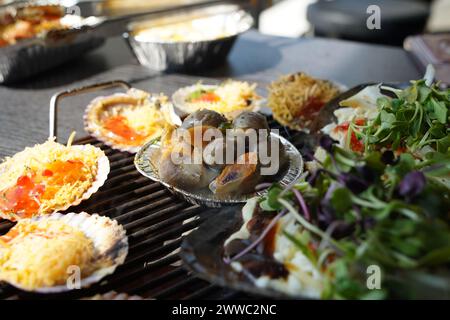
[263,222,278,256]
[296,97,325,121]
[335,119,366,153]
[0,159,86,218]
[103,115,146,145]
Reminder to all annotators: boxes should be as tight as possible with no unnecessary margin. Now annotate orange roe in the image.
[0,159,86,218]
[103,115,146,145]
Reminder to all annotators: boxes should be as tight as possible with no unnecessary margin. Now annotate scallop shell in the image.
[0,144,109,222]
[1,212,128,293]
[171,84,262,119]
[54,144,110,213]
[84,88,179,153]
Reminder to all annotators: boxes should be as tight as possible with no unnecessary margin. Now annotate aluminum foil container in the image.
[0,3,105,83]
[125,5,253,72]
[134,133,304,208]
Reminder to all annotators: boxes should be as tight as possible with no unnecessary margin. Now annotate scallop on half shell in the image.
[84,88,181,153]
[0,138,110,222]
[0,212,128,293]
[172,82,261,119]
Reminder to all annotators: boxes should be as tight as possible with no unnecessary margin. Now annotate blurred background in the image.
[2,0,449,46]
[1,0,449,83]
[45,0,450,46]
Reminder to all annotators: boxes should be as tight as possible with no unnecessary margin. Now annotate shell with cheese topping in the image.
[172,80,261,119]
[0,212,128,293]
[84,88,180,153]
[0,138,109,222]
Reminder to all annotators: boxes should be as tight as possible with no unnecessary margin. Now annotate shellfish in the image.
[0,138,109,222]
[0,212,128,293]
[84,88,179,153]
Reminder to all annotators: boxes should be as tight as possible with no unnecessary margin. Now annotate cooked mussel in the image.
[209,152,260,196]
[203,138,228,172]
[230,111,270,152]
[257,136,289,177]
[203,137,244,172]
[159,146,218,190]
[181,109,227,129]
[183,125,222,148]
[232,111,270,132]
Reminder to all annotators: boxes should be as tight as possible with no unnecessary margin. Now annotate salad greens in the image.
[350,80,449,155]
[227,79,449,299]
[259,136,450,299]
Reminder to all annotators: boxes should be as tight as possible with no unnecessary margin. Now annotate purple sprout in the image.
[293,188,311,221]
[398,171,426,201]
[224,209,287,263]
[319,135,338,153]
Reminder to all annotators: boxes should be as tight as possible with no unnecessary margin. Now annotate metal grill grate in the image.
[0,119,308,300]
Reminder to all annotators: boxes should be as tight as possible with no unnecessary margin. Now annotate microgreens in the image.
[255,139,450,299]
[356,80,449,155]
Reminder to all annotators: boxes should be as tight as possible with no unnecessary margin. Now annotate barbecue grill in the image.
[0,80,310,300]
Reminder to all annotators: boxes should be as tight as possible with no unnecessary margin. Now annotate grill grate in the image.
[0,119,309,300]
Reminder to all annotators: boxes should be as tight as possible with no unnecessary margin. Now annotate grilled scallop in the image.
[0,138,109,222]
[0,212,128,293]
[84,88,179,153]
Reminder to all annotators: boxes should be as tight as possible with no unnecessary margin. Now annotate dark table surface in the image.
[0,30,421,158]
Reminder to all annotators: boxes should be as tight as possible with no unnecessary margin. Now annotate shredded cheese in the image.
[268,73,341,130]
[0,138,103,219]
[185,80,259,115]
[0,219,94,290]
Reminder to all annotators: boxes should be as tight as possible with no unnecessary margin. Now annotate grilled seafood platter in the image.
[0,136,109,222]
[0,212,128,293]
[172,80,261,119]
[84,88,180,153]
[181,77,450,299]
[267,73,343,131]
[135,109,303,206]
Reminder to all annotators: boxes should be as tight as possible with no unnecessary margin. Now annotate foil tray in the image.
[134,132,304,208]
[0,2,105,83]
[125,4,253,72]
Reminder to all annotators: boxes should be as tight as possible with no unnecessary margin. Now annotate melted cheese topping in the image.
[90,89,171,148]
[102,103,166,145]
[0,219,94,290]
[0,139,103,220]
[184,81,259,116]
